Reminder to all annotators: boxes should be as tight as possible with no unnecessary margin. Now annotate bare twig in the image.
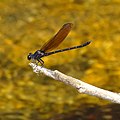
[29,63,120,104]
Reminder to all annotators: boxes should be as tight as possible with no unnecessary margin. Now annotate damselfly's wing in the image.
[40,23,73,52]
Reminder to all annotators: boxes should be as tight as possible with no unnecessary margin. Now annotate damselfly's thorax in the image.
[27,50,45,61]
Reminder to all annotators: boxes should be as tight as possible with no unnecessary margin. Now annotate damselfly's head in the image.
[27,53,32,60]
[27,51,45,65]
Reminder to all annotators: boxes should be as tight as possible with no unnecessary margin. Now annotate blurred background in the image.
[0,0,120,119]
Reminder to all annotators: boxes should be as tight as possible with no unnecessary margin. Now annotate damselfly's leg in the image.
[37,59,44,66]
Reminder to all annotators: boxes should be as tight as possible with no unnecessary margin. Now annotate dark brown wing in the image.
[40,23,73,52]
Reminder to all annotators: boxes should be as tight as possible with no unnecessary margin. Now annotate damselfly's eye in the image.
[27,53,32,60]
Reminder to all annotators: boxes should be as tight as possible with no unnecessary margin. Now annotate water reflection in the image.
[49,104,120,120]
[0,104,120,120]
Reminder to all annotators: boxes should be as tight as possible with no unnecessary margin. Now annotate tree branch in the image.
[29,63,120,104]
